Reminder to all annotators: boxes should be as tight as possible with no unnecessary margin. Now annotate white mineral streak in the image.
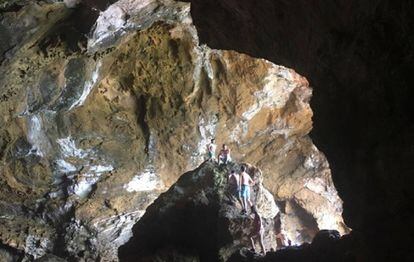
[188,45,203,102]
[27,114,51,157]
[185,43,220,140]
[124,131,163,192]
[242,65,295,121]
[191,116,217,165]
[125,168,163,192]
[94,210,145,260]
[303,144,324,170]
[56,159,77,173]
[72,165,114,197]
[68,61,102,110]
[147,133,157,161]
[57,136,90,158]
[304,154,317,169]
[229,122,249,143]
[231,65,297,142]
[269,119,293,139]
[91,4,128,45]
[56,136,113,198]
[187,43,215,104]
[24,235,51,259]
[203,49,215,80]
[89,165,114,173]
[27,114,43,156]
[88,0,191,51]
[198,117,217,153]
[73,174,101,198]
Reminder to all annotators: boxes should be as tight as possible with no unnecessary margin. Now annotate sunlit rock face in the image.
[186,0,414,260]
[1,0,346,260]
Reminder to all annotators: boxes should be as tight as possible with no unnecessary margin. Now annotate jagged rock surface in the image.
[185,1,414,260]
[0,0,347,260]
[119,161,279,261]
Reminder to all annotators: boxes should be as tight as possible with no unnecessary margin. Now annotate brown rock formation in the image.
[0,0,347,260]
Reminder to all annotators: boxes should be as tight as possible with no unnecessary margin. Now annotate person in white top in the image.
[240,165,254,214]
[206,138,217,162]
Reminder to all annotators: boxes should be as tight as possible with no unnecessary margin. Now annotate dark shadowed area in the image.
[185,0,414,260]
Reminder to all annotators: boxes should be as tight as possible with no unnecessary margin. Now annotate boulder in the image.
[119,161,279,261]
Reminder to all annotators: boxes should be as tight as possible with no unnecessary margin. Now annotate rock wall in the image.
[1,0,347,260]
[119,161,279,261]
[184,0,414,260]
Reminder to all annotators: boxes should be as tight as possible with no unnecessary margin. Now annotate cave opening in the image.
[0,0,412,261]
[184,0,414,261]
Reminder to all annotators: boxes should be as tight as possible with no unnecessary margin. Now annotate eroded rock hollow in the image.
[1,0,348,261]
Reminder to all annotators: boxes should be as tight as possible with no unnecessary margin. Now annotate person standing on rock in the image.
[207,138,217,162]
[218,144,231,164]
[250,206,266,255]
[227,170,241,204]
[240,165,254,214]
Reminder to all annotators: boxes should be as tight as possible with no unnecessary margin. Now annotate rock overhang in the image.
[0,0,349,260]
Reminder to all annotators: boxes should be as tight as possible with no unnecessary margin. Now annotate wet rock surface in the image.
[1,0,347,260]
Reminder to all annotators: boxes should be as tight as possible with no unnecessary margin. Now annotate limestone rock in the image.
[0,0,347,260]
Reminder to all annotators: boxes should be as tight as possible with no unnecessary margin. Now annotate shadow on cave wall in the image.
[183,0,414,260]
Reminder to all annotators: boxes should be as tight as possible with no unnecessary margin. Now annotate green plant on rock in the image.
[212,166,227,199]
